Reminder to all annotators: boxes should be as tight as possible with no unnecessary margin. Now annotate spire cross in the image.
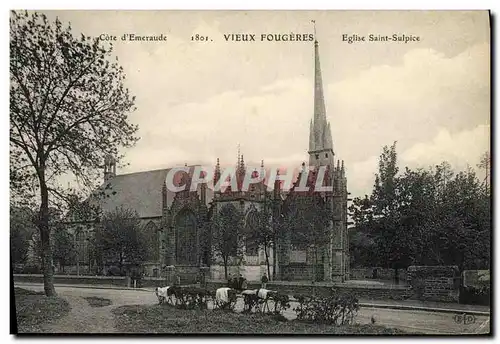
[311,20,317,42]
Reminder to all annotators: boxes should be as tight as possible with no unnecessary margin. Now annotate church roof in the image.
[95,167,213,219]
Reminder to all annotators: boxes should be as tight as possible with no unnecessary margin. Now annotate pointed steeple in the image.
[309,119,315,151]
[236,151,246,191]
[325,122,333,150]
[214,158,221,185]
[260,160,265,183]
[314,39,327,130]
[237,144,241,167]
[308,23,335,168]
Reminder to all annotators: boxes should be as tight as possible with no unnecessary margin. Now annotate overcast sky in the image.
[42,10,490,198]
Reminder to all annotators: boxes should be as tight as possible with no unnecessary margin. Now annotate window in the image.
[216,204,240,256]
[144,221,159,261]
[175,210,198,265]
[245,211,259,256]
[325,153,328,158]
[315,154,319,160]
[75,230,89,264]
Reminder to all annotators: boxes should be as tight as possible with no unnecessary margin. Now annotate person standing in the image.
[238,274,246,291]
[261,273,268,289]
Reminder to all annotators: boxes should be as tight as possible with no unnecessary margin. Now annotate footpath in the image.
[15,281,490,316]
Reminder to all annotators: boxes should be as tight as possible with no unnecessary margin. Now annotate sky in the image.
[41,10,490,198]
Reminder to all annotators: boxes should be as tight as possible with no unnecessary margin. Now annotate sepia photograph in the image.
[10,9,491,335]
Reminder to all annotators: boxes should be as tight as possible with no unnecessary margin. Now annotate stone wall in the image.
[350,267,407,283]
[406,265,460,302]
[281,263,324,281]
[206,280,408,301]
[209,264,273,281]
[175,266,200,284]
[13,273,199,288]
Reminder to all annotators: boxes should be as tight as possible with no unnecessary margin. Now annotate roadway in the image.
[15,283,490,335]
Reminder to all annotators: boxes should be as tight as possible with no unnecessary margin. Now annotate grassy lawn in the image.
[113,304,408,334]
[14,287,71,333]
[84,296,112,308]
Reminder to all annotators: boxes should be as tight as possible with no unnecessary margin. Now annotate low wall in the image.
[206,280,408,301]
[209,264,274,282]
[406,266,460,303]
[14,274,175,288]
[176,266,199,284]
[281,263,324,281]
[14,274,128,287]
[350,267,407,283]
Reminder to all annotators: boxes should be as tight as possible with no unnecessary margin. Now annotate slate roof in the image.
[95,167,213,219]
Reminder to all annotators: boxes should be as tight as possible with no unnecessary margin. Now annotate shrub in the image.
[460,286,490,306]
[173,286,216,310]
[243,291,291,316]
[269,292,291,315]
[293,289,359,325]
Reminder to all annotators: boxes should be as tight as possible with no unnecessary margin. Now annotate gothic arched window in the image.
[144,221,159,262]
[215,204,240,257]
[286,203,308,251]
[74,229,87,263]
[175,209,197,265]
[245,211,259,256]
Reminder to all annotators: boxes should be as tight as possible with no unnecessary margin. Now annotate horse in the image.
[215,287,237,310]
[155,286,179,305]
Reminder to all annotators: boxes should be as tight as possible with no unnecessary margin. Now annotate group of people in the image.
[227,273,269,291]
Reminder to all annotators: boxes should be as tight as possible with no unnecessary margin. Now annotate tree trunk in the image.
[272,236,277,281]
[223,256,228,280]
[38,168,56,296]
[264,243,271,280]
[312,246,316,297]
[119,251,123,275]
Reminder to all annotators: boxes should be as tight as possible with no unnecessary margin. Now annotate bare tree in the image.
[10,11,138,295]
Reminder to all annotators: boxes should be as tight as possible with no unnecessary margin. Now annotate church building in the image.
[71,38,350,283]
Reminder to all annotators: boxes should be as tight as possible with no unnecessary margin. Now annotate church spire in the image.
[309,119,314,151]
[214,157,221,186]
[313,38,327,130]
[308,21,335,167]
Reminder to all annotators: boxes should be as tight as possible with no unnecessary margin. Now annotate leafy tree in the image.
[10,206,37,265]
[285,194,332,282]
[245,197,275,279]
[477,151,490,194]
[349,145,491,273]
[372,142,399,217]
[10,11,138,295]
[437,168,490,270]
[96,207,147,274]
[52,226,77,272]
[348,196,377,267]
[212,204,243,280]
